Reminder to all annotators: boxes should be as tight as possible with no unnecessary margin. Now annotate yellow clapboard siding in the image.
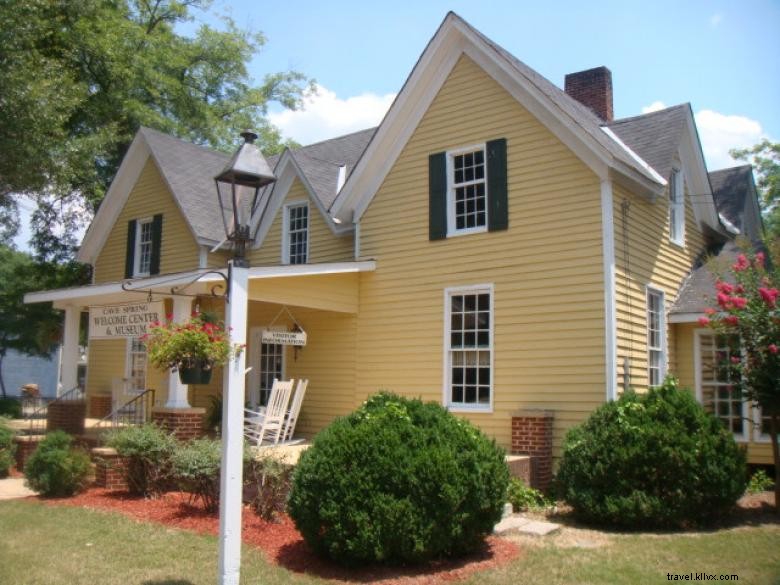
[94,158,199,283]
[357,55,606,456]
[248,177,353,266]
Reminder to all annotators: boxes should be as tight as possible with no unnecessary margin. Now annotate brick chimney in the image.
[564,66,613,122]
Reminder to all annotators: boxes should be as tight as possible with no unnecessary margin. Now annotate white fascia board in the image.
[669,312,704,323]
[679,111,721,231]
[77,133,151,264]
[602,127,666,185]
[718,213,740,235]
[247,260,375,280]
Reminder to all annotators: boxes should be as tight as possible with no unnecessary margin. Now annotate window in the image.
[134,218,154,277]
[448,146,487,235]
[669,169,685,245]
[284,203,308,264]
[126,337,147,393]
[445,286,493,410]
[646,287,666,387]
[696,332,747,439]
[257,341,284,407]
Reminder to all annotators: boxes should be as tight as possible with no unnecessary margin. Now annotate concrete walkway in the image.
[0,478,36,500]
[494,514,561,536]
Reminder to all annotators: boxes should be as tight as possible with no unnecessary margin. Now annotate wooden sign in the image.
[89,301,165,339]
[261,329,307,346]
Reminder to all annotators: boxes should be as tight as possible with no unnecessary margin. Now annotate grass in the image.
[1,499,779,585]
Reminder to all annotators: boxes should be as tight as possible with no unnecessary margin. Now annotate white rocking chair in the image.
[281,379,308,443]
[243,379,294,446]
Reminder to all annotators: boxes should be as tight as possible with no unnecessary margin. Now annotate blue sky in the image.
[13,1,780,248]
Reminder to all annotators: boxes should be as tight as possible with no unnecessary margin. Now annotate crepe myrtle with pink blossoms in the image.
[699,245,779,508]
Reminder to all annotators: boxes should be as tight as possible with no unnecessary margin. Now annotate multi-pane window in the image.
[669,169,685,245]
[258,341,284,407]
[134,218,154,276]
[697,333,746,438]
[449,148,487,233]
[126,337,147,393]
[446,287,492,408]
[646,288,666,387]
[285,203,308,264]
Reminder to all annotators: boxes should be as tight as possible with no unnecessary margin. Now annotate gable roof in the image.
[708,165,763,240]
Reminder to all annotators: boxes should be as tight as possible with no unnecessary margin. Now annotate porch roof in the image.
[24,261,376,313]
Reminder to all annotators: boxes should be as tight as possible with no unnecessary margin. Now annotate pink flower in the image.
[730,296,747,310]
[759,287,779,308]
[735,284,745,294]
[715,281,734,294]
[755,252,765,268]
[698,317,710,326]
[724,315,739,326]
[166,313,174,321]
[769,344,778,354]
[730,356,741,364]
[704,307,717,315]
[717,292,731,308]
[733,254,750,272]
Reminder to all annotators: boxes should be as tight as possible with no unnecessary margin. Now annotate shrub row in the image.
[0,417,16,478]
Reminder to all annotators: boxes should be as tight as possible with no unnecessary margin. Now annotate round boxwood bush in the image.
[288,392,509,566]
[556,378,747,529]
[24,431,91,497]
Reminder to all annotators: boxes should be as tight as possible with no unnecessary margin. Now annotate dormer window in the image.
[448,146,487,235]
[669,169,685,246]
[283,202,309,265]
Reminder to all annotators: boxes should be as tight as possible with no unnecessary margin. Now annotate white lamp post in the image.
[214,131,276,585]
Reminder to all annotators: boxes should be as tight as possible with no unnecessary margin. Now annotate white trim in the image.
[718,213,740,235]
[281,200,309,265]
[678,112,722,233]
[601,127,667,185]
[645,284,667,386]
[198,246,209,269]
[354,221,361,260]
[442,283,494,413]
[669,312,703,323]
[446,143,488,237]
[601,180,617,401]
[336,164,347,193]
[669,169,685,247]
[133,217,154,277]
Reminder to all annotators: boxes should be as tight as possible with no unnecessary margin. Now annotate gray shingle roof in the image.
[671,242,739,315]
[606,104,690,181]
[709,165,755,232]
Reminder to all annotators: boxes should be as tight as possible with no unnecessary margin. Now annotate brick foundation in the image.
[13,435,44,471]
[89,394,113,419]
[151,407,206,441]
[92,447,129,490]
[47,399,87,436]
[510,410,554,491]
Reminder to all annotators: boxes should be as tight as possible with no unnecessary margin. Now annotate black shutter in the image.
[149,214,163,275]
[429,151,447,240]
[487,138,508,232]
[124,219,137,279]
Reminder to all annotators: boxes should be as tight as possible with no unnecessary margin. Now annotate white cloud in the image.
[642,101,667,114]
[694,109,765,170]
[710,13,723,27]
[270,84,396,146]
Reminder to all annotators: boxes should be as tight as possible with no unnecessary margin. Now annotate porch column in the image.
[165,296,192,408]
[60,305,81,394]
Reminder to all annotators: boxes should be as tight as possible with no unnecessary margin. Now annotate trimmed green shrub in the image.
[747,468,773,494]
[247,455,293,522]
[557,378,747,529]
[0,417,16,478]
[24,431,91,497]
[171,438,222,512]
[288,392,509,566]
[506,478,550,512]
[0,398,22,419]
[105,424,177,497]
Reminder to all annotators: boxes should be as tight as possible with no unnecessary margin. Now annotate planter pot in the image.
[178,364,213,385]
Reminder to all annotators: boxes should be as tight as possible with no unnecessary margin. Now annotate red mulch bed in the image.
[40,488,520,584]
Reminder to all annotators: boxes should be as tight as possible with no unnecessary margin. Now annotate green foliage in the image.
[0,0,312,258]
[24,431,91,497]
[0,397,22,418]
[144,314,234,372]
[247,455,293,522]
[506,478,550,512]
[105,424,177,497]
[557,378,747,529]
[170,438,222,512]
[730,140,780,238]
[0,417,16,478]
[288,392,509,566]
[205,394,222,434]
[747,468,774,494]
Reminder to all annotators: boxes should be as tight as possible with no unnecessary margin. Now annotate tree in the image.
[0,245,91,397]
[730,140,780,239]
[0,0,312,258]
[699,243,780,509]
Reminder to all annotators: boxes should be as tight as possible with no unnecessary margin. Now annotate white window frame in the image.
[694,329,750,442]
[282,201,309,265]
[443,283,494,413]
[248,327,286,408]
[125,336,147,394]
[646,285,667,387]
[133,217,154,277]
[446,143,488,237]
[669,169,685,246]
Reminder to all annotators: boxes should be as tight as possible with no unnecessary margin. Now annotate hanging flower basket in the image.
[142,312,242,384]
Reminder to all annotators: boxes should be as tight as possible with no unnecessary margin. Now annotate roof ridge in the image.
[607,103,689,126]
[295,126,377,150]
[140,126,228,159]
[708,164,753,175]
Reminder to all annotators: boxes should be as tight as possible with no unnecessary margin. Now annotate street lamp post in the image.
[214,131,276,585]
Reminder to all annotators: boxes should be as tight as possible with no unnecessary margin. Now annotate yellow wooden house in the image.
[25,12,771,470]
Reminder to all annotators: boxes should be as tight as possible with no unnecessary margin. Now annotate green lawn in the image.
[1,499,779,585]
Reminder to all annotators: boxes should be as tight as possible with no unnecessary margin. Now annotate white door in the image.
[248,328,285,407]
